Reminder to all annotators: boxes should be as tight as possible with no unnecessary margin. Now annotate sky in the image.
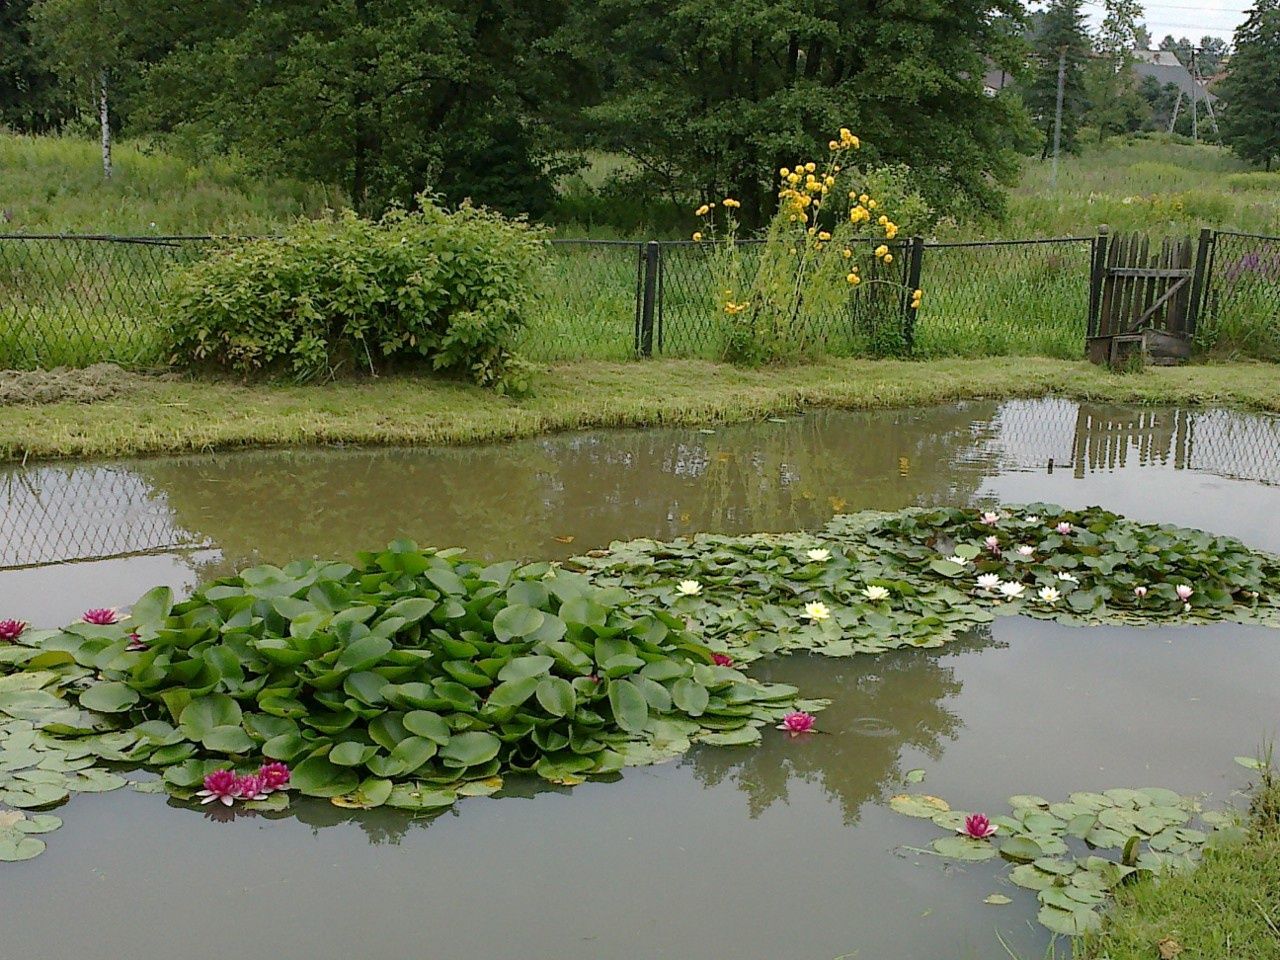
[1081,0,1251,43]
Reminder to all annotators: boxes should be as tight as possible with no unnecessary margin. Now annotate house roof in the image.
[1131,49,1218,102]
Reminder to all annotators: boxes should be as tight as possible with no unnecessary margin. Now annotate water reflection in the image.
[5,400,1280,581]
[689,637,990,824]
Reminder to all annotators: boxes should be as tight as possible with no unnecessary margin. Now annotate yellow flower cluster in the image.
[692,231,703,242]
[723,198,741,209]
[874,244,893,264]
[827,128,861,151]
[723,300,750,315]
[910,288,923,309]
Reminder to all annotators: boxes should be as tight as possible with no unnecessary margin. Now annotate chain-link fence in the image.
[2,229,1277,370]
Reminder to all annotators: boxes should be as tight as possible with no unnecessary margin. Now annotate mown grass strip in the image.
[3,358,1280,463]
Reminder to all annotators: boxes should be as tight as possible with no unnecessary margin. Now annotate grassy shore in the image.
[3,358,1280,463]
[1078,778,1280,960]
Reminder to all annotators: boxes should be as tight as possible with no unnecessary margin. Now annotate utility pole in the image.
[1190,46,1199,143]
[1051,45,1067,187]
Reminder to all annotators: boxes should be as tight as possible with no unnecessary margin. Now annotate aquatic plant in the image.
[0,503,1277,865]
[0,619,25,642]
[891,785,1244,937]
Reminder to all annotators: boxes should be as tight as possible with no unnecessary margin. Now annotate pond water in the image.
[2,398,1280,959]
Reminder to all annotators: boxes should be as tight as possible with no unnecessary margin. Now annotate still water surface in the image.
[2,399,1279,960]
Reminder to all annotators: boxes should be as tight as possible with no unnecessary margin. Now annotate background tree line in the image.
[2,0,1278,226]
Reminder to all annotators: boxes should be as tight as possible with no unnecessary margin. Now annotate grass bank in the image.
[1078,777,1280,960]
[3,358,1280,464]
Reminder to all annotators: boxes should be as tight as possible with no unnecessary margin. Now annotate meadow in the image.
[2,131,1279,370]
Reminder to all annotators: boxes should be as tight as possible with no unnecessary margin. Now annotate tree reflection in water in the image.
[685,631,996,824]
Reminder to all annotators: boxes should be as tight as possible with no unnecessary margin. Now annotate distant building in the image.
[1131,49,1218,103]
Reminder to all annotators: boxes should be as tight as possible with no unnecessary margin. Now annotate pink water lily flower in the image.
[711,653,734,667]
[980,511,1000,526]
[82,607,118,625]
[1055,522,1073,535]
[258,762,291,792]
[233,774,269,801]
[197,769,239,806]
[778,711,816,735]
[1176,584,1193,601]
[126,632,149,652]
[960,813,999,839]
[0,619,26,642]
[1134,586,1148,599]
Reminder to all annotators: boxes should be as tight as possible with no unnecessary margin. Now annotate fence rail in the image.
[1,228,1278,370]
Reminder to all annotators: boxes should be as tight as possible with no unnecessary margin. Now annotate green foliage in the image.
[164,200,547,389]
[563,0,1030,224]
[1219,0,1280,170]
[0,0,72,132]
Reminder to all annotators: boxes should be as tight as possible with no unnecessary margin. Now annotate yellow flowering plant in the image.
[692,131,924,363]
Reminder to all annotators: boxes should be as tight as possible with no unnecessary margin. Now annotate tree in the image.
[0,0,73,132]
[559,0,1034,226]
[28,0,127,177]
[121,0,582,215]
[1219,0,1280,169]
[1023,0,1091,158]
[1096,0,1145,65]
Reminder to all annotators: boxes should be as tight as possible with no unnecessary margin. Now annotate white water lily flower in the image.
[945,555,968,566]
[976,573,1001,591]
[980,511,1000,525]
[1017,545,1035,557]
[998,581,1026,600]
[805,548,832,563]
[1057,572,1080,584]
[1024,515,1041,523]
[803,601,831,622]
[862,585,890,602]
[1037,586,1061,604]
[676,580,703,596]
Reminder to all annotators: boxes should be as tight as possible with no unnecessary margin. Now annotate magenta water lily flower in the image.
[259,762,291,792]
[197,769,239,806]
[960,813,998,839]
[82,607,118,625]
[711,652,734,667]
[234,774,269,801]
[0,619,26,642]
[778,711,816,735]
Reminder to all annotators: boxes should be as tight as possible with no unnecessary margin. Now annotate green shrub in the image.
[164,199,547,389]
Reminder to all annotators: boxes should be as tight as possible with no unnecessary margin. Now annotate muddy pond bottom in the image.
[2,398,1280,959]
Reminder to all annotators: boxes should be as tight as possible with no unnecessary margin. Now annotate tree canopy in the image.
[1219,0,1280,169]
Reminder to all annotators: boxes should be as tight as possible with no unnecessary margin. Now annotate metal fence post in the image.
[1087,225,1109,339]
[638,240,660,357]
[1187,227,1214,339]
[902,237,925,354]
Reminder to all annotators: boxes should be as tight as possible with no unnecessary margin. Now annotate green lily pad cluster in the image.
[0,540,813,838]
[891,786,1246,937]
[577,503,1280,658]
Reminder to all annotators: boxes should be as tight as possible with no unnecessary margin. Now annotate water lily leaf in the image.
[179,694,243,740]
[201,725,255,755]
[1037,904,1101,936]
[497,655,555,682]
[78,681,139,714]
[932,835,998,861]
[329,741,373,767]
[127,585,173,625]
[905,768,926,784]
[698,726,761,747]
[607,679,650,733]
[402,711,451,744]
[291,756,360,797]
[983,894,1012,905]
[0,835,46,861]
[439,731,501,767]
[486,677,540,709]
[999,836,1045,862]
[889,794,951,818]
[1009,864,1058,890]
[671,678,709,717]
[492,605,545,642]
[534,677,576,718]
[1234,756,1266,771]
[15,814,62,834]
[385,783,458,810]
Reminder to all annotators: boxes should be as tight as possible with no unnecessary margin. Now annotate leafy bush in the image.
[165,199,547,389]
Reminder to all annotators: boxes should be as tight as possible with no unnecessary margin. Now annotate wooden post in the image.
[1088,226,1109,339]
[903,237,924,354]
[638,241,659,357]
[1187,228,1213,339]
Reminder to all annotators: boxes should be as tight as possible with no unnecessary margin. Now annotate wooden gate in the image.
[1087,232,1197,365]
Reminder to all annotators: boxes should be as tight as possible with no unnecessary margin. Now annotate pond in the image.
[2,398,1280,959]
